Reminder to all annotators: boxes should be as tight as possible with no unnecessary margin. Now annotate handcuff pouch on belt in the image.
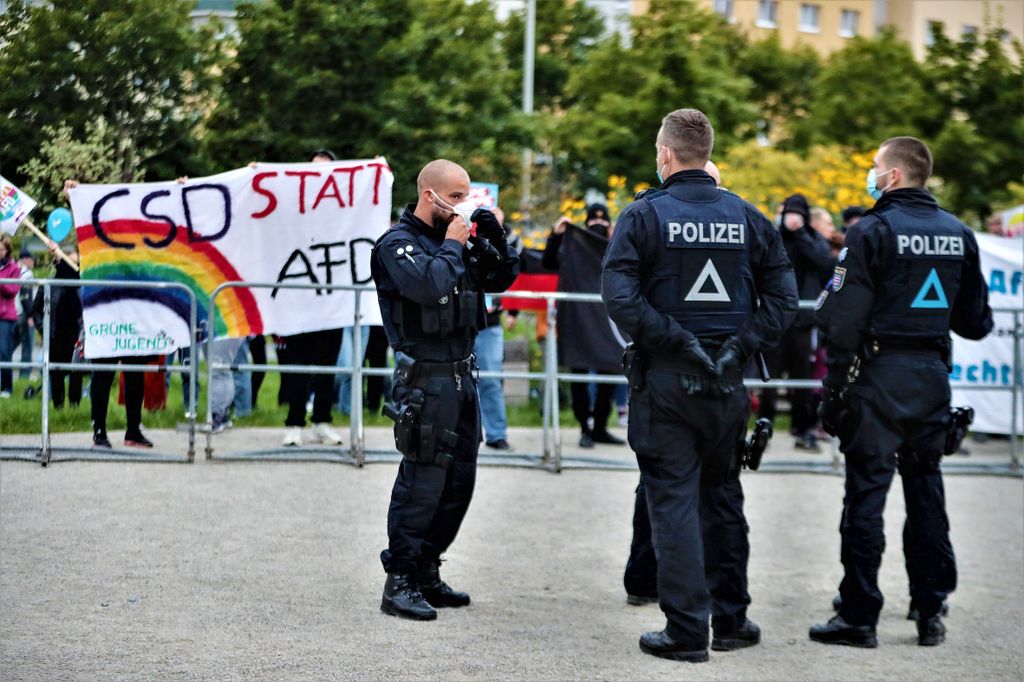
[622,343,647,392]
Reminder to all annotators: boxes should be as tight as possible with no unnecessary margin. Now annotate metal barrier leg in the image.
[39,284,52,466]
[548,301,562,473]
[351,294,365,467]
[204,327,215,460]
[1011,309,1022,471]
[541,299,553,465]
[187,302,198,462]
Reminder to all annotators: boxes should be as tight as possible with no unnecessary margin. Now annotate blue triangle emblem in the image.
[910,268,948,309]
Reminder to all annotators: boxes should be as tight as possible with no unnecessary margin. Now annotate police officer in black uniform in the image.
[602,109,798,662]
[810,136,993,648]
[372,159,520,621]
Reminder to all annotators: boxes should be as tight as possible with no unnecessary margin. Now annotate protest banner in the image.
[0,175,37,235]
[951,233,1023,435]
[69,160,393,359]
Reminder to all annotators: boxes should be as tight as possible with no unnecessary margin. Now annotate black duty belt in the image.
[647,352,743,384]
[867,336,948,356]
[415,355,477,378]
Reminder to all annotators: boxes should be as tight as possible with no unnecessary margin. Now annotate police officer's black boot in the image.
[917,616,946,646]
[638,630,709,663]
[380,573,437,621]
[808,615,878,648]
[712,619,761,651]
[907,599,949,621]
[417,561,471,608]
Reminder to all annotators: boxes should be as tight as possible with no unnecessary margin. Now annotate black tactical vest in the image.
[868,205,965,340]
[644,190,757,338]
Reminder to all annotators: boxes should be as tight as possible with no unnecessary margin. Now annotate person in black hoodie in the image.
[31,250,84,409]
[759,194,833,451]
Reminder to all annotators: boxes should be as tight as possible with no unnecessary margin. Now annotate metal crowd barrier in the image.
[3,277,1021,475]
[0,278,199,465]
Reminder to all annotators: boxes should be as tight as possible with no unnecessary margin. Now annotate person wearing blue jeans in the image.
[475,299,510,450]
[336,324,370,415]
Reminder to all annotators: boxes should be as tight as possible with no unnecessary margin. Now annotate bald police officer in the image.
[810,136,993,648]
[603,109,798,662]
[372,160,519,621]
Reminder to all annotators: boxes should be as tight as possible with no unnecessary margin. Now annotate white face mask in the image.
[431,190,475,226]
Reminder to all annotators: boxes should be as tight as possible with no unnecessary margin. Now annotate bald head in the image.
[414,159,472,229]
[417,159,470,193]
[704,160,721,187]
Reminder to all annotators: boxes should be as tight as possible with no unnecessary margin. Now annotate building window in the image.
[713,0,735,22]
[799,4,821,33]
[962,24,978,37]
[840,9,859,38]
[925,20,942,47]
[756,0,778,28]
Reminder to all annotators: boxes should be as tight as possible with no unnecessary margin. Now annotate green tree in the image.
[203,0,410,167]
[554,0,757,189]
[0,0,216,186]
[791,27,942,151]
[925,22,1024,220]
[737,35,821,145]
[204,0,527,201]
[501,0,605,112]
[19,120,145,215]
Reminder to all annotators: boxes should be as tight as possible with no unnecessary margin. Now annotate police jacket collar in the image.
[657,169,719,203]
[398,203,445,241]
[871,188,938,214]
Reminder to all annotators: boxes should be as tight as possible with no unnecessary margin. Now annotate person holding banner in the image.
[372,159,519,621]
[0,235,21,397]
[811,136,993,648]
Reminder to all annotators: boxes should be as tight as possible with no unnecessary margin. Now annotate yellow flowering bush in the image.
[718,141,874,218]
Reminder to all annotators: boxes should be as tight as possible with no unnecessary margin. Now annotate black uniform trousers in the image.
[628,368,751,647]
[381,373,481,575]
[836,352,956,627]
[624,477,658,598]
[759,325,817,434]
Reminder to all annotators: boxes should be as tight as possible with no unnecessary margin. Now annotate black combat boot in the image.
[626,593,658,606]
[809,615,878,648]
[917,616,946,646]
[907,600,949,621]
[417,562,470,608]
[380,573,437,621]
[638,630,709,662]
[712,619,761,651]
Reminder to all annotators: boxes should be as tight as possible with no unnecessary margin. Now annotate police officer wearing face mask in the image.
[810,136,993,648]
[371,159,520,621]
[602,109,798,662]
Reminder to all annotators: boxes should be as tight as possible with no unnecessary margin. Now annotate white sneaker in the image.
[282,427,303,447]
[313,422,343,445]
[0,391,10,399]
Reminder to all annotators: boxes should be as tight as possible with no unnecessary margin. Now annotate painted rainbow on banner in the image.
[77,219,263,338]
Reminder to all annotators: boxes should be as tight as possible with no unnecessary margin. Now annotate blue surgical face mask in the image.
[656,146,668,185]
[866,168,894,201]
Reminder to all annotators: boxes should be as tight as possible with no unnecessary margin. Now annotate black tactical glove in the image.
[714,336,746,377]
[471,208,505,244]
[819,386,847,437]
[682,337,718,376]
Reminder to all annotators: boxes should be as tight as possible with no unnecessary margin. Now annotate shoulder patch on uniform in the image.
[815,289,829,310]
[838,247,848,263]
[831,266,847,292]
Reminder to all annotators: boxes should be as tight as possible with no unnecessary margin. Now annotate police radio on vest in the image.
[667,221,746,245]
[897,234,964,257]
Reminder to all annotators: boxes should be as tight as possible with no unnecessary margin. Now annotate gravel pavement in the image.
[1,428,1021,681]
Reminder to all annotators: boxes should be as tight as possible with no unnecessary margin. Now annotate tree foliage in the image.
[555,0,756,190]
[0,0,216,186]
[790,27,942,151]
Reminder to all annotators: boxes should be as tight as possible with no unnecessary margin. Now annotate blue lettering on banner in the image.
[988,269,1023,297]
[910,268,948,309]
[949,361,1019,386]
